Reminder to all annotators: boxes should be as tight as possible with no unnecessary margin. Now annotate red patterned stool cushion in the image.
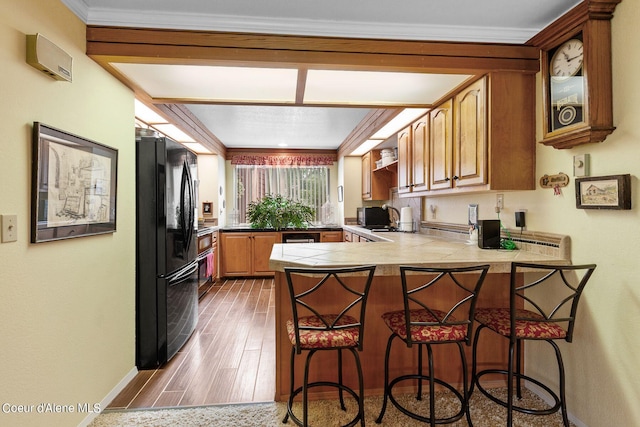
[286,315,360,349]
[381,309,467,343]
[475,308,567,340]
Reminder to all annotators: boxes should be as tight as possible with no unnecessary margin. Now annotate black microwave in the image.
[357,207,390,228]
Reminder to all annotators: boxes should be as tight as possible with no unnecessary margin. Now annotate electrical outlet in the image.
[1,214,17,243]
[496,194,504,210]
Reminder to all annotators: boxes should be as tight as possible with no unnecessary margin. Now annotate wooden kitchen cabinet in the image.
[398,115,429,196]
[220,231,279,277]
[321,231,343,242]
[425,73,535,195]
[362,150,394,200]
[429,98,454,191]
[454,77,486,188]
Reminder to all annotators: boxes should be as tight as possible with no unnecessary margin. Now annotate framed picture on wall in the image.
[202,201,213,217]
[575,174,631,210]
[30,122,118,243]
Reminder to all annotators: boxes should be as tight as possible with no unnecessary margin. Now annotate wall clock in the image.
[533,0,621,149]
[547,35,585,134]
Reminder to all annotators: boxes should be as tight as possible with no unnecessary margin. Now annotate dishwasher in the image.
[282,232,321,243]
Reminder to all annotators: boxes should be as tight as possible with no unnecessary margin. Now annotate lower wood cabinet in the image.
[321,231,343,242]
[220,231,279,277]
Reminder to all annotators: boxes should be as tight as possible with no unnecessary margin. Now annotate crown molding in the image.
[63,1,538,44]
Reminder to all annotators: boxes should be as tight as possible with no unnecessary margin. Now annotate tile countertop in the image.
[269,224,571,275]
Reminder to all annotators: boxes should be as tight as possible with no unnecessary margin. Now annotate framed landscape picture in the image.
[575,174,631,210]
[31,122,118,243]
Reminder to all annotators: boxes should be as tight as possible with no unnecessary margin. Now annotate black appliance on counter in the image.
[357,206,390,229]
[477,219,501,249]
[136,135,199,369]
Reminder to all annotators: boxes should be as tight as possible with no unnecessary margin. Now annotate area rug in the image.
[89,387,575,427]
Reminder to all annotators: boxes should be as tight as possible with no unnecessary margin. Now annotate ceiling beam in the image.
[86,26,540,74]
[86,27,540,157]
[154,104,227,157]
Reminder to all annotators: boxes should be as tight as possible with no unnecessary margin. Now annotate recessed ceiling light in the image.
[278,142,288,147]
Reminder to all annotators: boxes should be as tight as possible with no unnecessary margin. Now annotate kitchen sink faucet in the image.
[382,204,400,228]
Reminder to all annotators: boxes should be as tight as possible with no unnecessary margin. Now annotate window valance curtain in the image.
[230,154,335,166]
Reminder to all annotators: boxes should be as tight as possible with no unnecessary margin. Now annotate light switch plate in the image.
[573,154,590,177]
[1,214,17,243]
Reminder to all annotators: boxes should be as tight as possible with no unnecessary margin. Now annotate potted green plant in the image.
[246,194,315,230]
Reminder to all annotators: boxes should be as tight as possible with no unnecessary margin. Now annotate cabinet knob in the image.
[444,177,450,181]
[453,175,459,180]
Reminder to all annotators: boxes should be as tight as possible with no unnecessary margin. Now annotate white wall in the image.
[422,2,640,424]
[0,1,136,425]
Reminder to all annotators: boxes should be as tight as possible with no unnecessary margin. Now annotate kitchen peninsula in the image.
[269,225,570,401]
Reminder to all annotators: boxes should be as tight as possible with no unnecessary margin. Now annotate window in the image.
[232,164,330,225]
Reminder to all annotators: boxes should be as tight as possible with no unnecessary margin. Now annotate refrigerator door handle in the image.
[180,160,195,255]
[166,261,198,286]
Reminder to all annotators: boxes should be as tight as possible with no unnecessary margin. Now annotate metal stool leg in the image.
[283,346,296,424]
[426,343,435,427]
[375,334,397,424]
[550,340,570,427]
[338,349,346,410]
[417,344,424,400]
[457,342,473,427]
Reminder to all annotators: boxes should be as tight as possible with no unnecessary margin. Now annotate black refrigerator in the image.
[135,135,199,369]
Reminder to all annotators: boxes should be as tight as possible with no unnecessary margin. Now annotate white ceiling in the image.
[61,0,582,152]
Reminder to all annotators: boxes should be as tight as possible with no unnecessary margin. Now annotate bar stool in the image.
[471,262,596,426]
[376,264,490,427]
[282,265,376,427]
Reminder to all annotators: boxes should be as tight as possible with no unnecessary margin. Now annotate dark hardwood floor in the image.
[107,277,276,409]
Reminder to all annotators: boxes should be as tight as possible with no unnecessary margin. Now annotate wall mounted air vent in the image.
[26,33,72,82]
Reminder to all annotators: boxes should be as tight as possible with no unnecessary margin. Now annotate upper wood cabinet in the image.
[406,72,535,197]
[397,127,411,195]
[454,77,487,188]
[362,149,394,200]
[429,99,454,191]
[398,116,429,195]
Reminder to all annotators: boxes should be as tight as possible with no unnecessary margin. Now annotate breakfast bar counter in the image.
[269,225,570,401]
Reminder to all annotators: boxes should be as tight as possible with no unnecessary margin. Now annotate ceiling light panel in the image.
[113,63,298,103]
[182,142,211,154]
[350,139,385,156]
[134,99,168,124]
[371,108,430,139]
[186,105,371,149]
[152,124,196,142]
[304,70,472,105]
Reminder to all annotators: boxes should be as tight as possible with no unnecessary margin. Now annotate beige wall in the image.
[3,0,638,426]
[197,154,220,221]
[0,1,136,426]
[341,156,363,221]
[422,2,640,425]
